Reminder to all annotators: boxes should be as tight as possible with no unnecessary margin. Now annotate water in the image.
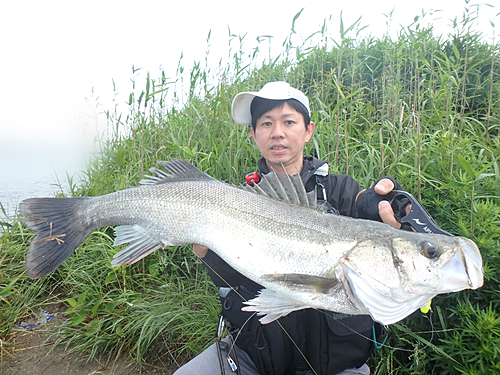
[0,148,87,225]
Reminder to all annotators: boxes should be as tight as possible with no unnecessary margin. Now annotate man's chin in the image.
[268,150,288,159]
[265,158,300,174]
[266,156,287,166]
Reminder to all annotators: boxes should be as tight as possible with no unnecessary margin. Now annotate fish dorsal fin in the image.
[140,159,215,185]
[240,167,316,209]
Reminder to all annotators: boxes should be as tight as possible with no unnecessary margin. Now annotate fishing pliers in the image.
[386,190,453,237]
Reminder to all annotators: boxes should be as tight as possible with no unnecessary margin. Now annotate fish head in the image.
[340,232,484,325]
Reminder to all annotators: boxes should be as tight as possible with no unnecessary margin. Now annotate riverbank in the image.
[2,301,181,374]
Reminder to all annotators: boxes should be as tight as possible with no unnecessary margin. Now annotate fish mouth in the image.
[440,237,484,291]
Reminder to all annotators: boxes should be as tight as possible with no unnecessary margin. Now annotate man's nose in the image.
[271,122,285,138]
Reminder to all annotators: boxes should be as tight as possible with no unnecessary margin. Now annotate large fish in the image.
[19,159,483,325]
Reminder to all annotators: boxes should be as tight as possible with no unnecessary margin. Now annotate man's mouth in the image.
[271,145,286,151]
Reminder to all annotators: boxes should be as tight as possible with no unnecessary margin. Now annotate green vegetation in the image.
[1,3,500,373]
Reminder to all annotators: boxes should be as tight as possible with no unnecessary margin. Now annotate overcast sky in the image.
[0,0,497,160]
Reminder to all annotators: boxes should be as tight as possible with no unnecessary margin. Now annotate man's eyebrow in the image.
[260,112,298,119]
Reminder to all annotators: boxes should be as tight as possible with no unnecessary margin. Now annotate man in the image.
[174,82,408,375]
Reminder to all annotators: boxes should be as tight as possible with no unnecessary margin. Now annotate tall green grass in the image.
[1,3,500,373]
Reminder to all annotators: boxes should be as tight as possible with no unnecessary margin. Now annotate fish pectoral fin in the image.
[261,274,340,294]
[111,225,172,266]
[242,288,309,324]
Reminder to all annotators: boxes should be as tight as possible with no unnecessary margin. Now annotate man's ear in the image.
[305,122,315,142]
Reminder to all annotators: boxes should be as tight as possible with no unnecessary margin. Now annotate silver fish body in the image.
[20,160,484,325]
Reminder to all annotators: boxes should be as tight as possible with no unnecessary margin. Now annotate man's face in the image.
[251,102,315,174]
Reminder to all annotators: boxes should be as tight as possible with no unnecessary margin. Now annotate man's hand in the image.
[193,244,209,258]
[374,178,411,229]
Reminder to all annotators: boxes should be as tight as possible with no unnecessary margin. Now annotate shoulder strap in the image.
[311,162,330,201]
[315,174,329,201]
[313,164,340,215]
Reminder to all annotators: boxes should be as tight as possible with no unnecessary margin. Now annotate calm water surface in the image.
[0,150,86,223]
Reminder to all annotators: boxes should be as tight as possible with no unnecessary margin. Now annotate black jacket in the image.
[203,156,403,375]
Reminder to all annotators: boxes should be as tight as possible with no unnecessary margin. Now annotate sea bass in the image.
[19,159,483,325]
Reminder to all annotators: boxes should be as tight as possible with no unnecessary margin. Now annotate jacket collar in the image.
[257,156,328,184]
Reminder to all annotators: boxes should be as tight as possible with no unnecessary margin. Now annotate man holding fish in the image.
[181,82,411,375]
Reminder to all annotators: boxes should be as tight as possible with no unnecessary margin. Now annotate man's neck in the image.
[259,157,304,175]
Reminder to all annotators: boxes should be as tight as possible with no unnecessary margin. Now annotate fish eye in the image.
[420,241,438,258]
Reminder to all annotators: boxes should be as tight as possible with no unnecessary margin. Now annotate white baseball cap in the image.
[231,81,310,125]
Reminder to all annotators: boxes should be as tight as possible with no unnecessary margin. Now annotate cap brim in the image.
[232,92,257,125]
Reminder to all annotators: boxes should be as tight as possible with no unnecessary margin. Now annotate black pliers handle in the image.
[386,190,453,237]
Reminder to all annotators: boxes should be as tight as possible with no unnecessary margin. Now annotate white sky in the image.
[0,0,497,162]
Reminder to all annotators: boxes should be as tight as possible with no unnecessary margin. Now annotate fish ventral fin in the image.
[140,159,216,185]
[242,274,341,324]
[242,288,310,324]
[239,166,317,209]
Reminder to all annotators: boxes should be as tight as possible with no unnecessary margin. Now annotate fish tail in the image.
[19,197,93,279]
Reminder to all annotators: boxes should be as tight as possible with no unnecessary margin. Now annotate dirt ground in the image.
[1,303,180,375]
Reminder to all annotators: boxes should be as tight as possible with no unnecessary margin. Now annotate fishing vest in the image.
[220,285,381,375]
[218,161,385,375]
